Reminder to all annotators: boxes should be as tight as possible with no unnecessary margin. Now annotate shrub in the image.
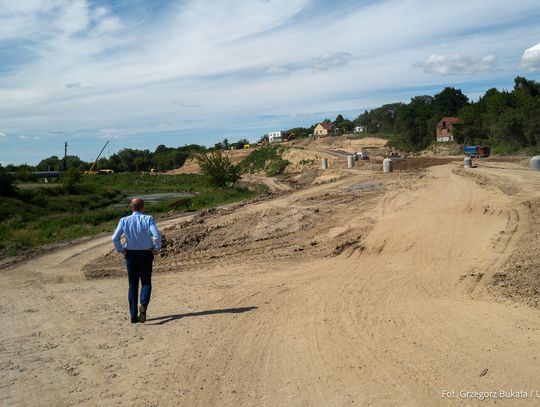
[61,168,82,193]
[239,145,289,176]
[196,151,240,189]
[0,172,16,197]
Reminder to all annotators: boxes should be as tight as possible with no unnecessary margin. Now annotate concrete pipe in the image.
[322,158,328,170]
[347,155,355,169]
[530,155,540,171]
[464,156,472,169]
[383,157,393,173]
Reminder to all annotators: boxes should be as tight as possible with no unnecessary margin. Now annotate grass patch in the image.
[80,172,203,192]
[1,173,258,258]
[239,145,289,176]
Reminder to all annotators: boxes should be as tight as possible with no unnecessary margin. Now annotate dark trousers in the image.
[125,250,153,320]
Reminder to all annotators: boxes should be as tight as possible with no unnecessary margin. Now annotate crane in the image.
[85,140,110,175]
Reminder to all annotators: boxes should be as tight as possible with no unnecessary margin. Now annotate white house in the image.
[354,126,367,133]
[268,131,285,143]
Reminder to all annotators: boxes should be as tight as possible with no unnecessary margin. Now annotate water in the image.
[113,192,194,208]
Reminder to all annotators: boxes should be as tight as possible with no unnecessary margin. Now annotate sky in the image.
[1,0,540,165]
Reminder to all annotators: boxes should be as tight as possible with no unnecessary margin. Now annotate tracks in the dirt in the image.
[2,162,540,406]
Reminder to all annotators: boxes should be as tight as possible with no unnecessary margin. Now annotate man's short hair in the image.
[131,198,144,211]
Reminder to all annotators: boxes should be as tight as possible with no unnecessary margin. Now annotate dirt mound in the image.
[293,135,387,151]
[168,137,389,175]
[391,156,457,170]
[420,142,463,156]
[83,175,388,279]
[491,199,540,308]
[167,149,253,174]
[281,147,335,173]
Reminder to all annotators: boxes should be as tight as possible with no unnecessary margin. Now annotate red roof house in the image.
[436,117,459,142]
[314,122,335,137]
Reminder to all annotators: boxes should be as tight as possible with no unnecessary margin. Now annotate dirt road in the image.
[2,161,540,406]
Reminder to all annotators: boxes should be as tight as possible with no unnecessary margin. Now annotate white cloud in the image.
[414,53,498,75]
[312,52,352,71]
[0,132,7,139]
[521,42,540,71]
[1,0,540,164]
[65,82,91,89]
[265,65,290,75]
[173,101,202,108]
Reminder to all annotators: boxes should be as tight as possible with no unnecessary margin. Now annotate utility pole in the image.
[63,141,68,171]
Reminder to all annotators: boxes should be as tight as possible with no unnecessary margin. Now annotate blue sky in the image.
[1,0,540,165]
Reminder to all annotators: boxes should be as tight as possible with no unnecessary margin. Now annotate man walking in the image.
[112,198,161,323]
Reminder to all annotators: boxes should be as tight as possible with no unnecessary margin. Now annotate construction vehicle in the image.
[85,140,111,174]
[464,145,490,158]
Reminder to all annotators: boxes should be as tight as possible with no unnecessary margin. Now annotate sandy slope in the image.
[2,160,540,406]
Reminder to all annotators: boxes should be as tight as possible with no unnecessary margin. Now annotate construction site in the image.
[2,136,540,406]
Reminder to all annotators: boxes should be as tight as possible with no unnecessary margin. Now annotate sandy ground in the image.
[166,136,389,175]
[2,154,540,406]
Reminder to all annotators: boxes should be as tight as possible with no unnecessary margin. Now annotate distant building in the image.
[268,131,285,143]
[436,117,459,142]
[314,122,334,137]
[354,126,367,133]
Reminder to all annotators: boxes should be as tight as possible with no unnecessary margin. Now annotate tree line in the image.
[353,76,540,153]
[3,75,539,177]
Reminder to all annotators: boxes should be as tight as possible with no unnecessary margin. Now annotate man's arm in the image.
[149,217,161,251]
[112,219,125,253]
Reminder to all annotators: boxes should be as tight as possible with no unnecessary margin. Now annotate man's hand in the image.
[122,249,128,256]
[152,250,159,256]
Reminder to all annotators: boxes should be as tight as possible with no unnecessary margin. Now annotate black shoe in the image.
[130,318,139,324]
[138,304,147,323]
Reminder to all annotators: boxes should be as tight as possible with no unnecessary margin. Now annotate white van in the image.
[356,151,369,160]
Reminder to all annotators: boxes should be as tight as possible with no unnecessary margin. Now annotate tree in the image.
[0,166,16,197]
[514,76,540,98]
[61,168,82,193]
[336,118,354,133]
[154,144,171,155]
[285,125,315,139]
[455,104,485,145]
[64,155,85,170]
[354,103,403,133]
[433,87,469,117]
[394,95,435,150]
[196,151,240,189]
[36,155,61,171]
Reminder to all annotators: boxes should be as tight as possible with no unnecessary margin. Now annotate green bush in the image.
[0,172,17,197]
[0,170,258,258]
[239,145,289,176]
[61,168,82,193]
[196,151,240,189]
